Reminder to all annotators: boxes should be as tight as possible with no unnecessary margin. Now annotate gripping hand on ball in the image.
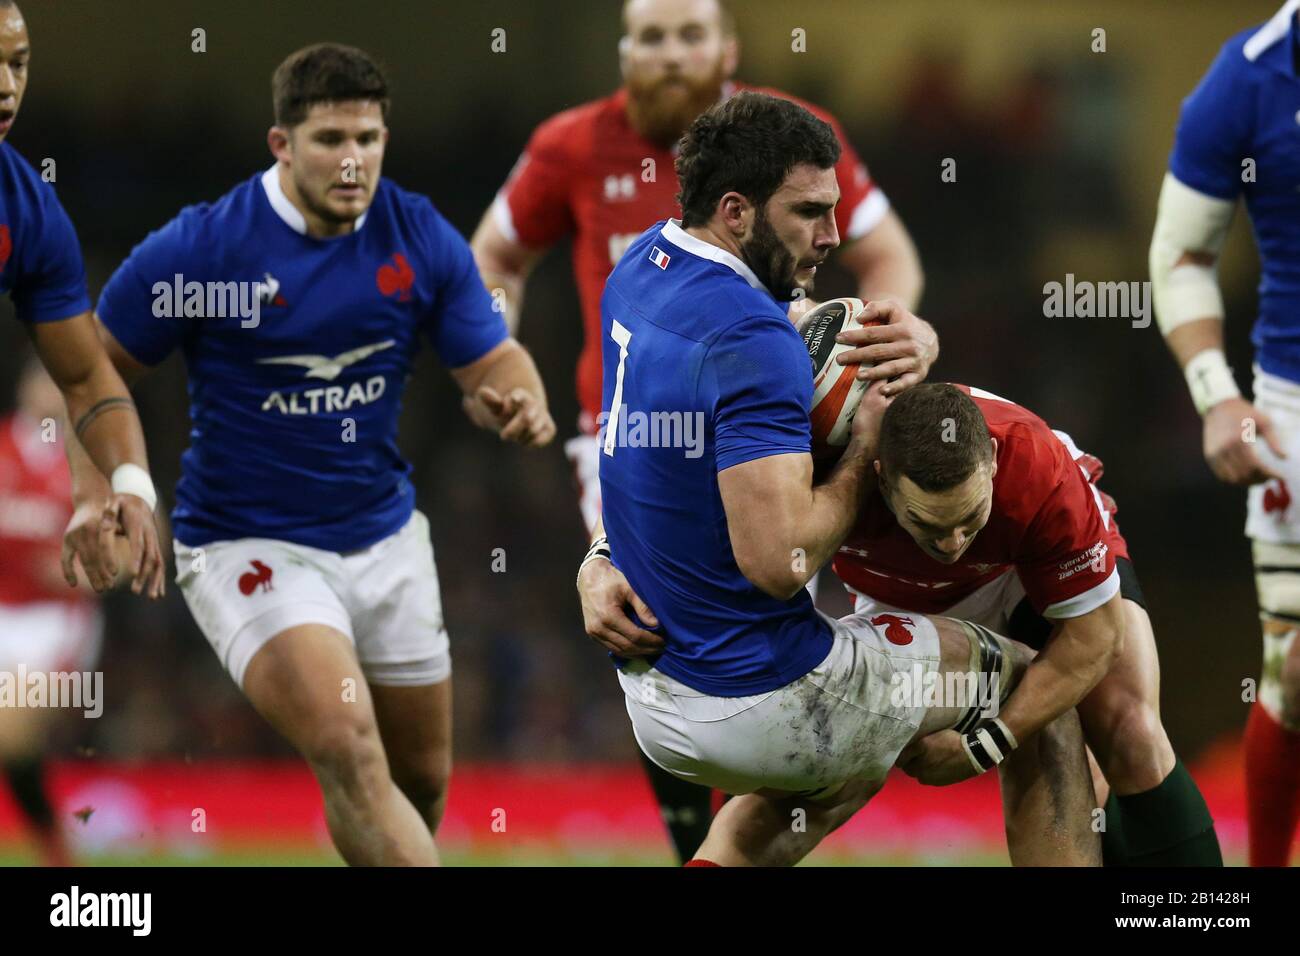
[834,299,938,396]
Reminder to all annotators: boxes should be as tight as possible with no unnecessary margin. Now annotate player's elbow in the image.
[735,551,804,601]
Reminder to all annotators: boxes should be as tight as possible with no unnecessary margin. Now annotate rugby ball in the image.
[799,297,882,448]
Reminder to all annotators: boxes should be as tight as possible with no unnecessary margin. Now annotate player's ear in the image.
[618,35,632,81]
[988,438,998,479]
[718,191,750,238]
[267,126,291,163]
[721,35,739,76]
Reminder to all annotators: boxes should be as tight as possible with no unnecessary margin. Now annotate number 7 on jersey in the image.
[603,319,632,457]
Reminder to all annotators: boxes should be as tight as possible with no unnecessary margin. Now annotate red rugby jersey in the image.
[494,82,889,431]
[833,386,1130,619]
[0,414,84,606]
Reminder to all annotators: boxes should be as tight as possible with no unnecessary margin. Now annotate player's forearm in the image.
[801,440,874,575]
[996,602,1123,742]
[470,338,548,410]
[852,247,923,312]
[61,357,151,501]
[1165,316,1225,369]
[742,443,873,599]
[477,267,525,336]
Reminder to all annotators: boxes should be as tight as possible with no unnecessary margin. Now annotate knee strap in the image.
[953,621,1015,734]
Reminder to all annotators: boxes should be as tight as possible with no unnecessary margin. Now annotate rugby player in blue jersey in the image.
[582,91,1099,865]
[0,1,163,595]
[1153,0,1300,866]
[64,44,555,866]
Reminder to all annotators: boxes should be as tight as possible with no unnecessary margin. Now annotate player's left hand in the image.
[833,299,938,397]
[577,556,665,658]
[464,385,556,447]
[895,730,981,786]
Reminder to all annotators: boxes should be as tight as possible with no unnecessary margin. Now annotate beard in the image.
[293,172,369,227]
[740,207,803,301]
[625,61,728,148]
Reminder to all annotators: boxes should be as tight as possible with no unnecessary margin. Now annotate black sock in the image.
[1100,791,1128,866]
[637,749,714,862]
[3,756,56,831]
[1117,759,1223,867]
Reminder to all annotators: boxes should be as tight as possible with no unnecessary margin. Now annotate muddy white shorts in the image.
[1247,368,1300,545]
[0,601,102,674]
[618,610,941,797]
[174,510,450,690]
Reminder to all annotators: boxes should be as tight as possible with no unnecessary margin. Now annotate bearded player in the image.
[583,383,1225,865]
[1151,1,1300,866]
[471,0,933,861]
[64,44,555,866]
[0,0,163,596]
[578,93,1098,866]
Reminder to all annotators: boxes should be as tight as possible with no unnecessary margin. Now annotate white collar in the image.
[659,219,766,293]
[261,165,368,235]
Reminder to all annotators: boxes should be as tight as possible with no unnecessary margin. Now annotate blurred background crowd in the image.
[0,0,1277,765]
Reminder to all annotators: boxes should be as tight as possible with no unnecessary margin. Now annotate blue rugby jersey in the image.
[1168,2,1300,382]
[0,141,91,324]
[97,168,507,551]
[599,219,832,696]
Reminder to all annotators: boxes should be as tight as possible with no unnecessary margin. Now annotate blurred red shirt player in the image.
[0,356,103,866]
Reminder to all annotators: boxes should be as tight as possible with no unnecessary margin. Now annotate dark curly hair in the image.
[675,92,840,227]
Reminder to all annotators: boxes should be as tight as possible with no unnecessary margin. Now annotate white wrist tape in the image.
[577,535,612,587]
[961,718,1018,774]
[1149,172,1234,336]
[110,463,157,512]
[1184,349,1241,416]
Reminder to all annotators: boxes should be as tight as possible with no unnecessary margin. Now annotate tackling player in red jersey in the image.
[582,383,1225,865]
[471,0,934,861]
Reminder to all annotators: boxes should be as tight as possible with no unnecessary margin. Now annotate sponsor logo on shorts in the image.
[1264,479,1291,516]
[870,613,916,646]
[238,559,274,595]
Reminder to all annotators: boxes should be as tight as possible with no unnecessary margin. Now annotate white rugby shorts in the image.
[175,509,450,690]
[1247,369,1300,545]
[619,610,941,797]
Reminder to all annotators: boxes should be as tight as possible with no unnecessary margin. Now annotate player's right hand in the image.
[1203,396,1286,486]
[62,493,165,598]
[577,556,665,657]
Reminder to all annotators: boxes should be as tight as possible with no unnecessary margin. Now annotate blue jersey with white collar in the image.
[0,142,91,324]
[97,168,507,551]
[1168,1,1300,382]
[599,219,832,697]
